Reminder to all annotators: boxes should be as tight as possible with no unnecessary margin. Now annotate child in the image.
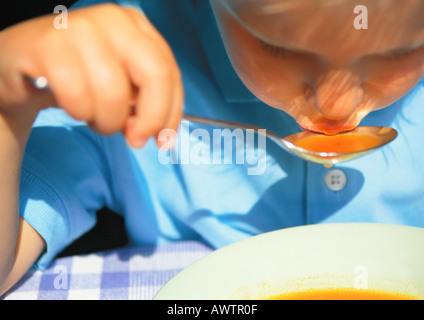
[0,0,423,296]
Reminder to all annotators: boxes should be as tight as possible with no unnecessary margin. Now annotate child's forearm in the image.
[0,111,38,290]
[0,111,37,291]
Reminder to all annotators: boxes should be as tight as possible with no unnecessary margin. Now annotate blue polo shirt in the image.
[20,0,424,269]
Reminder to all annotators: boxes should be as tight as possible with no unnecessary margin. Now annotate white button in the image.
[325,169,347,191]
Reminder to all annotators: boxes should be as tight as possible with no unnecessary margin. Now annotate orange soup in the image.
[293,134,382,154]
[266,288,418,300]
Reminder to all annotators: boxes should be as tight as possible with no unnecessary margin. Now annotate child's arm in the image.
[0,3,183,295]
[0,110,45,296]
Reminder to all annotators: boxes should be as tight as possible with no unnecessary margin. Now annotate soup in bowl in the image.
[154,223,424,300]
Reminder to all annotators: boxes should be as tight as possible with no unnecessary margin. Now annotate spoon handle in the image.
[183,114,292,149]
[184,114,267,134]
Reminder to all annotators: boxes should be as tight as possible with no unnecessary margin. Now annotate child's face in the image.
[212,0,424,134]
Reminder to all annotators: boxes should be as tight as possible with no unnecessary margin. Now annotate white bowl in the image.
[154,223,424,300]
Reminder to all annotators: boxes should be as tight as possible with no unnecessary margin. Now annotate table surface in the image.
[1,241,213,300]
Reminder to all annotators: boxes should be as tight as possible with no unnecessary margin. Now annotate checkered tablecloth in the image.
[1,241,213,300]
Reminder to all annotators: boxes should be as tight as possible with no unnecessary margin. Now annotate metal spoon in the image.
[184,115,397,166]
[26,75,397,166]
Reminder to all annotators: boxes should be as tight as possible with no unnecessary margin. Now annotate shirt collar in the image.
[194,1,259,103]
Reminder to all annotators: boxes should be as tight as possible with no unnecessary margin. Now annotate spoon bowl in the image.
[184,115,397,166]
[282,126,397,166]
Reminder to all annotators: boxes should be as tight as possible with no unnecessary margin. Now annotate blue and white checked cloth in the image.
[2,241,213,300]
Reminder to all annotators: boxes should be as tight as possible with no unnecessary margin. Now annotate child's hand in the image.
[0,4,183,147]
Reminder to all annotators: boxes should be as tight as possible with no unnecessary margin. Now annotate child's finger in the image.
[156,70,184,148]
[124,8,177,66]
[78,28,133,135]
[124,7,184,136]
[36,34,94,122]
[115,26,181,147]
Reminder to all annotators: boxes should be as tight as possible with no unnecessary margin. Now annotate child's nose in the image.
[305,69,364,121]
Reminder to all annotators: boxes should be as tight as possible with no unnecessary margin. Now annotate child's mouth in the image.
[299,123,358,136]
